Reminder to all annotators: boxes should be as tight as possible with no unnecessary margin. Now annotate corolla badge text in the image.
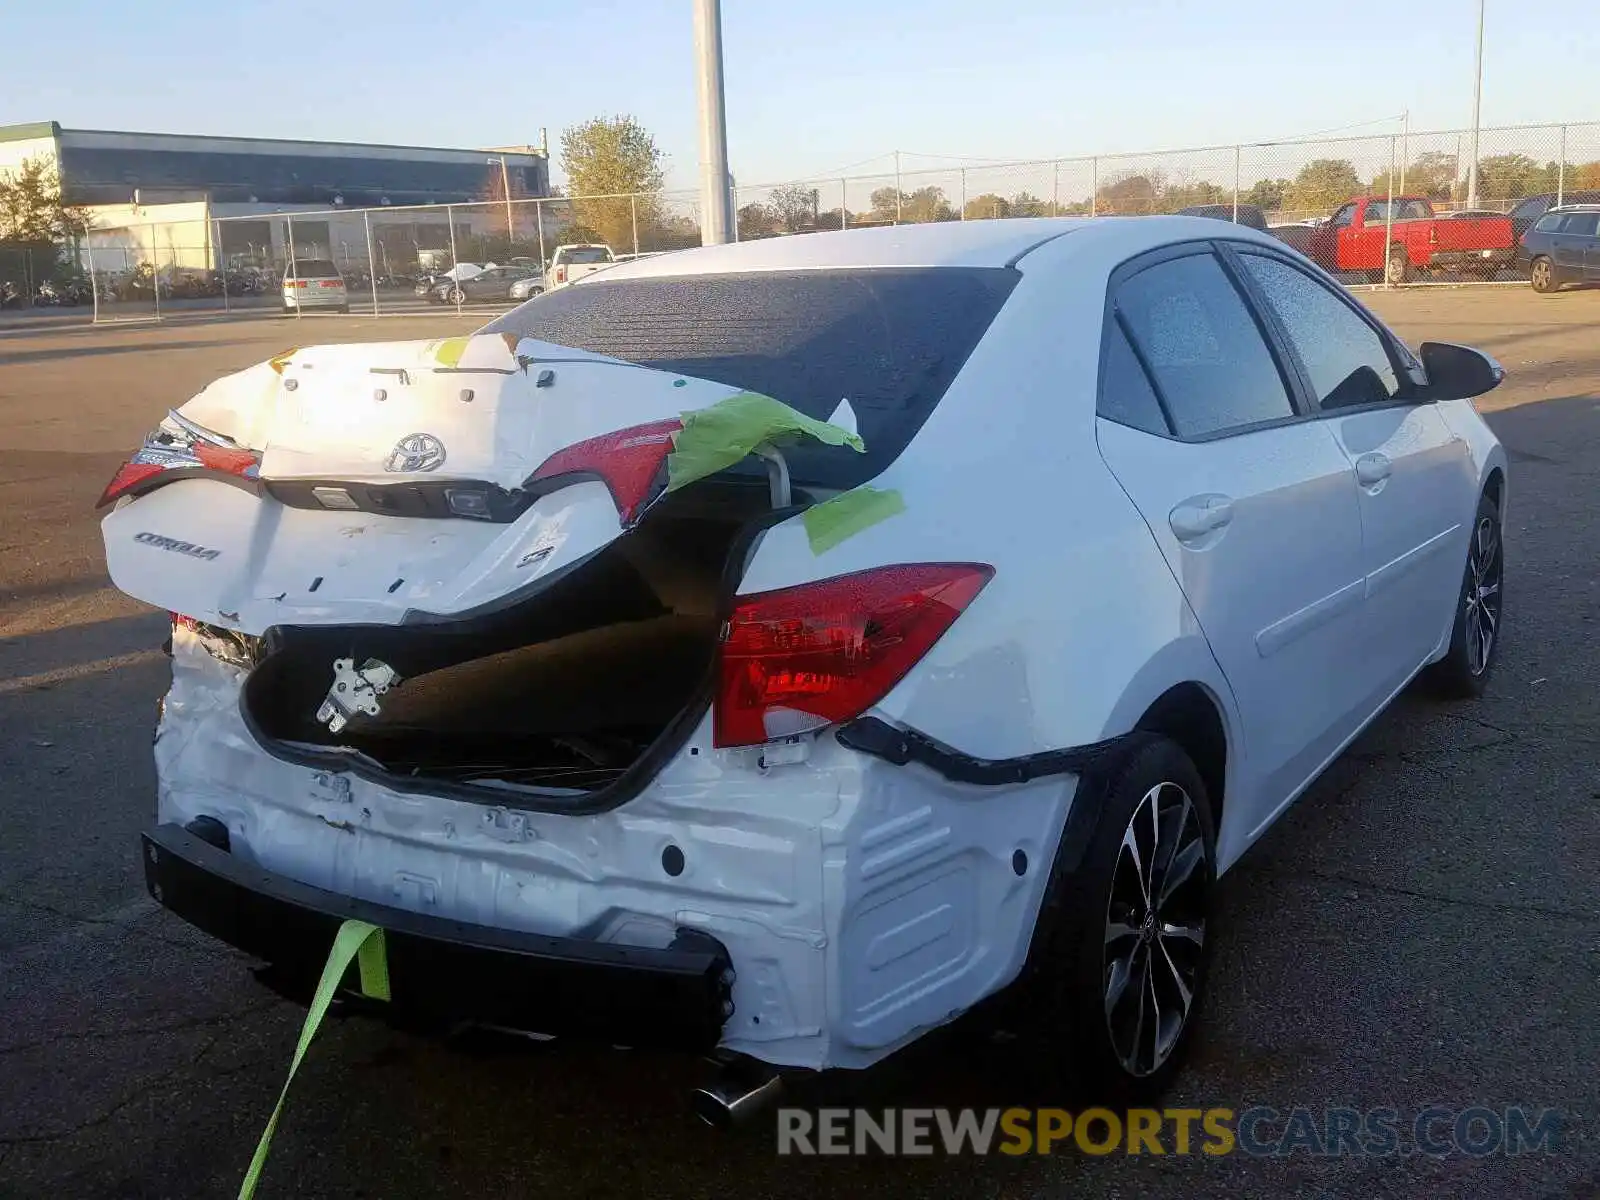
[134,532,221,560]
[385,433,447,473]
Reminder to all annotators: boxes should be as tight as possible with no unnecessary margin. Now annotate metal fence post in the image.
[1090,158,1099,217]
[631,193,639,255]
[1232,146,1241,223]
[535,200,547,273]
[1557,125,1567,207]
[447,204,462,315]
[364,209,378,317]
[1384,136,1397,288]
[150,223,160,319]
[286,214,298,319]
[1052,161,1059,217]
[216,219,229,314]
[85,234,100,323]
[960,168,967,219]
[840,179,847,229]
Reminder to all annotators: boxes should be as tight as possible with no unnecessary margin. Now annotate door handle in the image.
[1355,453,1392,486]
[1169,495,1234,542]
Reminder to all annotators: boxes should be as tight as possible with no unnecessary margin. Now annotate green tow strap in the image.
[238,920,389,1200]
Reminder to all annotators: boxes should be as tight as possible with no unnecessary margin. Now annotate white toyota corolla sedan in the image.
[101,217,1506,1112]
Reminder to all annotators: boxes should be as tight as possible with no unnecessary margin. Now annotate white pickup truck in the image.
[545,243,615,291]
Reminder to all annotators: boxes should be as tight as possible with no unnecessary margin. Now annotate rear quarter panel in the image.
[736,226,1240,768]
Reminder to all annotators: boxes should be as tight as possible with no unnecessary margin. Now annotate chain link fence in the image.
[66,119,1600,322]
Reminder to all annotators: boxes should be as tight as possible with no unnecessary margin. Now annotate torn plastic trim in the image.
[233,502,807,814]
[835,715,1136,787]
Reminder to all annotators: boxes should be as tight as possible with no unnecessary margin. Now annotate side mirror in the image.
[1420,342,1504,401]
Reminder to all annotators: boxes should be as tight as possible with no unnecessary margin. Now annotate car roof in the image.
[1548,202,1600,212]
[582,216,1284,282]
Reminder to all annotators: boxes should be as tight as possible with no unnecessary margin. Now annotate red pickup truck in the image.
[1308,196,1514,283]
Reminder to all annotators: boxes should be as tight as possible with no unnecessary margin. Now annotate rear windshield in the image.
[286,259,340,279]
[559,247,613,264]
[482,267,1018,488]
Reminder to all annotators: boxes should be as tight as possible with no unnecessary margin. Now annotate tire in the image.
[1529,256,1558,294]
[1021,734,1217,1102]
[529,286,544,297]
[449,287,466,305]
[1384,245,1412,285]
[1425,492,1505,699]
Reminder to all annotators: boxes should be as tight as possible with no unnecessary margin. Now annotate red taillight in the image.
[97,461,166,507]
[555,266,567,283]
[319,280,342,288]
[714,563,994,748]
[528,419,682,524]
[98,435,261,508]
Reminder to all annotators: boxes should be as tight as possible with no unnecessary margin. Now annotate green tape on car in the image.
[803,486,906,555]
[666,391,865,492]
[238,920,389,1200]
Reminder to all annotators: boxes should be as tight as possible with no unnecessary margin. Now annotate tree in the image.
[1474,153,1550,201]
[963,193,1011,220]
[737,201,776,241]
[1572,161,1600,190]
[767,184,820,233]
[1286,159,1363,214]
[0,156,89,244]
[1096,171,1164,215]
[1243,178,1290,211]
[1009,191,1050,217]
[559,115,665,251]
[1161,180,1228,212]
[868,185,954,223]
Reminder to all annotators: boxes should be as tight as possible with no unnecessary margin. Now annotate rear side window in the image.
[1533,213,1564,233]
[1098,321,1169,435]
[1114,252,1294,438]
[1397,199,1431,220]
[482,267,1019,488]
[1240,253,1407,409]
[286,259,339,278]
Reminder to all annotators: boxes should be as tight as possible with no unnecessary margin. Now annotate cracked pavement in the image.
[1,295,1597,1198]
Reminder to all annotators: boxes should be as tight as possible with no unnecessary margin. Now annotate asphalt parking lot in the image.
[1,290,1597,1199]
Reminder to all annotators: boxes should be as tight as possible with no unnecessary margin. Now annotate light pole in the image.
[1466,0,1485,206]
[693,0,733,244]
[487,156,515,253]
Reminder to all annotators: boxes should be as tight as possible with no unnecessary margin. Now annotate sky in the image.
[3,0,1594,194]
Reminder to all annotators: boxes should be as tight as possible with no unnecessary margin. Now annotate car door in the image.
[1559,213,1600,277]
[1551,213,1594,274]
[1094,245,1371,837]
[1231,246,1475,698]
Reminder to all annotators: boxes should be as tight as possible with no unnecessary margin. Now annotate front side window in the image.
[1240,253,1407,410]
[1114,252,1295,438]
[1559,213,1600,236]
[1364,200,1391,224]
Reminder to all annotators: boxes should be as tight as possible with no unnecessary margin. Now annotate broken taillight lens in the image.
[97,411,262,507]
[528,419,682,524]
[714,563,994,748]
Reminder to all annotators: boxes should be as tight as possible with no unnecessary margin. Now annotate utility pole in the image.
[1467,0,1485,206]
[693,0,733,244]
[488,157,514,252]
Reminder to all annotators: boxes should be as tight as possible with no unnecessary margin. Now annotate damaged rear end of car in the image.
[107,260,1073,1089]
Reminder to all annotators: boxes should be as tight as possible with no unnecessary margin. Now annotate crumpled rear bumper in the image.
[142,822,734,1051]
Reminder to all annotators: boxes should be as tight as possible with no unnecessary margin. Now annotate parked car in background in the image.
[1176,203,1268,232]
[281,259,349,313]
[1309,196,1514,283]
[433,265,542,304]
[1269,221,1320,255]
[104,217,1507,1111]
[508,271,546,301]
[546,243,615,290]
[1508,191,1600,244]
[1520,204,1600,293]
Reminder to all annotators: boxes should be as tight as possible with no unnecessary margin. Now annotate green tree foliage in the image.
[767,184,820,232]
[1009,191,1050,217]
[1243,178,1290,210]
[737,201,776,240]
[1096,171,1163,214]
[559,115,665,251]
[869,185,955,223]
[963,193,1011,220]
[1473,153,1555,200]
[0,156,89,244]
[1286,159,1363,213]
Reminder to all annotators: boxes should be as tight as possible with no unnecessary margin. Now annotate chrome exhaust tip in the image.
[690,1068,784,1129]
